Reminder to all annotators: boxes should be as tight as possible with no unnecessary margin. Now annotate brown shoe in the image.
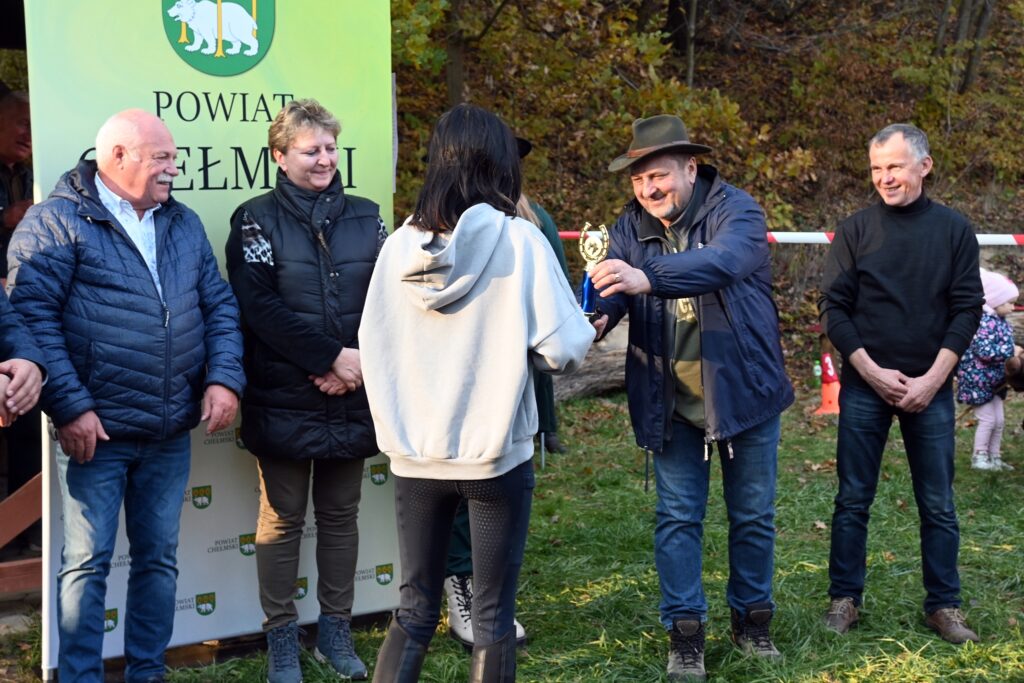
[925,607,979,644]
[823,597,858,634]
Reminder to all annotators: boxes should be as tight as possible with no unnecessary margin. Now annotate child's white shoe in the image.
[971,451,995,470]
[990,455,1014,471]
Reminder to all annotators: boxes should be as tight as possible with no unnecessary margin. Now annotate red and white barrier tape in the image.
[557,231,1024,245]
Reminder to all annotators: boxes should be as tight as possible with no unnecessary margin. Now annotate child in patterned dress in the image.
[957,268,1020,470]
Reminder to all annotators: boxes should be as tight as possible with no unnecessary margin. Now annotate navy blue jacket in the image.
[7,160,245,438]
[0,289,46,375]
[598,165,793,450]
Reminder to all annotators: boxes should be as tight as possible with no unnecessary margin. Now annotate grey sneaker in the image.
[990,455,1015,471]
[314,615,367,680]
[730,603,781,658]
[667,619,706,682]
[266,622,303,683]
[971,451,994,470]
[823,597,859,634]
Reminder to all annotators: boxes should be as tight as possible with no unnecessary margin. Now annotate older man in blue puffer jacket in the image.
[7,108,244,683]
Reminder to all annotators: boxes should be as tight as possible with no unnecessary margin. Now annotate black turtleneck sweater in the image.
[819,193,983,389]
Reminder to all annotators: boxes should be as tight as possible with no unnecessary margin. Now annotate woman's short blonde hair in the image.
[268,99,341,154]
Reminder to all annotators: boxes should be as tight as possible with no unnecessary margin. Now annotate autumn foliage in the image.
[392,0,1024,241]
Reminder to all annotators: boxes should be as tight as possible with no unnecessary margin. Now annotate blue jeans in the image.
[57,432,192,683]
[392,460,534,647]
[653,416,780,628]
[829,383,961,613]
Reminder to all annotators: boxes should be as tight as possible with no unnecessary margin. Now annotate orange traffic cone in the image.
[814,380,840,415]
[814,352,841,415]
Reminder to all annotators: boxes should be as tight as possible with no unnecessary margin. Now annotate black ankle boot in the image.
[372,617,428,683]
[469,630,516,682]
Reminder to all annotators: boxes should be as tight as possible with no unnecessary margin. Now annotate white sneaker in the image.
[443,574,527,649]
[971,451,994,470]
[990,455,1015,471]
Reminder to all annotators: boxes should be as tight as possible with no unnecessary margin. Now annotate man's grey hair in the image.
[869,123,930,162]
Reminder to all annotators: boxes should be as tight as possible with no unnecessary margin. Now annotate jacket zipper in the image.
[315,230,338,279]
[86,212,173,437]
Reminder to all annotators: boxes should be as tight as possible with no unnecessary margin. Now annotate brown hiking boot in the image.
[667,619,706,682]
[823,597,859,634]
[925,607,979,644]
[730,603,781,659]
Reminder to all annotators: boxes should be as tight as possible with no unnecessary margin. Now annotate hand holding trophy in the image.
[579,222,609,320]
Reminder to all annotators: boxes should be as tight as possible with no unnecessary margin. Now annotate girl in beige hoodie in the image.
[360,104,594,682]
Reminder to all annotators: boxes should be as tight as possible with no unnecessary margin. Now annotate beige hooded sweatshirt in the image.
[359,203,595,480]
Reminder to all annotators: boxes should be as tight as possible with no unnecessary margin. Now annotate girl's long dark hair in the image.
[411,104,521,233]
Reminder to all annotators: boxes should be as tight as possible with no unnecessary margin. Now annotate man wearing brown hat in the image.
[589,115,793,681]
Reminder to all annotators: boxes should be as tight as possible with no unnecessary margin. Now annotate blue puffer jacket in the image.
[7,160,245,438]
[598,165,793,451]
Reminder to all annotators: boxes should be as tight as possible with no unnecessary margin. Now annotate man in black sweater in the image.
[819,123,983,644]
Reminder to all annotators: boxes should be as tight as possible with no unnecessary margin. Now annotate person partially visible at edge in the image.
[7,109,244,683]
[0,83,45,555]
[359,103,594,683]
[587,114,793,682]
[0,286,45,426]
[225,99,386,683]
[441,135,569,653]
[0,84,32,280]
[819,123,983,645]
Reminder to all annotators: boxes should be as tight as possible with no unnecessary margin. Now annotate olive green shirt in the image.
[656,176,711,429]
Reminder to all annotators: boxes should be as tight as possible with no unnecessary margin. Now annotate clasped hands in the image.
[310,347,362,396]
[865,366,940,413]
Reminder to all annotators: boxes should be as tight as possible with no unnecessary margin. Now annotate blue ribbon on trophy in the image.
[579,221,609,320]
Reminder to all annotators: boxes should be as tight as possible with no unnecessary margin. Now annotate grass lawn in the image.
[4,388,1024,681]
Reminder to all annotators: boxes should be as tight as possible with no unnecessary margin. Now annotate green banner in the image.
[24,1,394,261]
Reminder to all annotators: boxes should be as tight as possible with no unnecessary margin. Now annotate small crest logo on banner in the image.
[196,592,217,616]
[163,0,275,76]
[191,485,212,509]
[294,577,308,600]
[235,427,247,450]
[239,533,256,556]
[369,463,389,486]
[104,609,118,632]
[375,564,394,586]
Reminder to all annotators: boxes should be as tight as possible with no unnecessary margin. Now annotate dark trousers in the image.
[828,383,961,612]
[393,460,534,647]
[444,371,554,578]
[445,500,473,578]
[255,456,364,630]
[5,406,42,543]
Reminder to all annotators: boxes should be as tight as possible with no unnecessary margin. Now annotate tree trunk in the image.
[954,0,976,43]
[686,0,698,87]
[553,321,628,400]
[445,0,466,107]
[934,0,954,55]
[959,0,995,93]
[665,0,687,54]
[635,0,663,33]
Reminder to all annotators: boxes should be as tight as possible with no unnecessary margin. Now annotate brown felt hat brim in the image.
[608,141,713,173]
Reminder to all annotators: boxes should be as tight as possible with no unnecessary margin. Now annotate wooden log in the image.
[554,319,627,400]
[0,557,41,595]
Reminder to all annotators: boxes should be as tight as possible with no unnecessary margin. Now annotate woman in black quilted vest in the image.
[225,99,387,683]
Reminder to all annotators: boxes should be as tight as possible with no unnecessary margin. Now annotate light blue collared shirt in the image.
[95,174,163,298]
